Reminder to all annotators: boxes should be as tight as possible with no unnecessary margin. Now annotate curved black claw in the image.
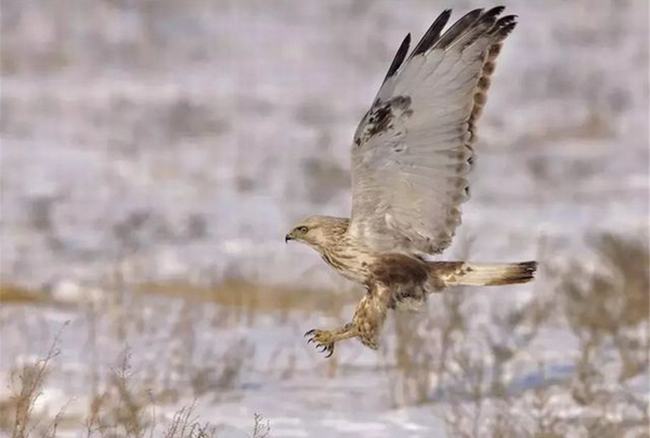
[304,329,335,358]
[314,342,334,357]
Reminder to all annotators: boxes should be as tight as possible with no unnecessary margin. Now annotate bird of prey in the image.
[285,7,536,357]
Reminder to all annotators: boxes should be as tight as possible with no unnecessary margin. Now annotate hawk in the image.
[285,7,536,357]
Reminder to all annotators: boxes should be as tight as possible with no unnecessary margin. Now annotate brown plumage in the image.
[286,8,536,358]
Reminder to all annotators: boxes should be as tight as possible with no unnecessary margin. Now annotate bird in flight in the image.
[285,7,536,358]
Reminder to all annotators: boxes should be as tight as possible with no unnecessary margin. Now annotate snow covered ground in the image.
[1,0,648,436]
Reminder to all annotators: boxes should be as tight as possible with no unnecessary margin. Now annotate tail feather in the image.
[434,261,537,287]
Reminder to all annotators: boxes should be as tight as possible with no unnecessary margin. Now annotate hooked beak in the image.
[285,233,294,243]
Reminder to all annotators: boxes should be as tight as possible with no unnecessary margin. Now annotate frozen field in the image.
[1,0,648,436]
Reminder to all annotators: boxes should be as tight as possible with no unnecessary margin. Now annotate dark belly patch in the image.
[370,254,430,310]
[371,254,429,286]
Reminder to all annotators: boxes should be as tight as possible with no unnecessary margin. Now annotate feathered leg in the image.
[305,283,392,357]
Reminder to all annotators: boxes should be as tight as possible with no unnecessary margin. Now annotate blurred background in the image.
[0,0,648,436]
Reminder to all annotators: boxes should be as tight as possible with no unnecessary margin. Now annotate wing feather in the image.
[349,8,516,255]
[382,33,411,84]
[410,9,452,57]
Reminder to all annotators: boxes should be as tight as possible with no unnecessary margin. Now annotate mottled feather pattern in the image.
[291,7,536,358]
[437,261,538,286]
[354,95,412,147]
[349,7,519,257]
[351,284,391,349]
[467,13,518,144]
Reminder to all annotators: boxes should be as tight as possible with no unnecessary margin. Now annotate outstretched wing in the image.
[349,8,516,256]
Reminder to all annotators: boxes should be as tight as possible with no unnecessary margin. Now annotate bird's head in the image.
[285,215,349,251]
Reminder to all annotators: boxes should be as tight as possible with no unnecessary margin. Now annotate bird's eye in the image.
[296,226,308,233]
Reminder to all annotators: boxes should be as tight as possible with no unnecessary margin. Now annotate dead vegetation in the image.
[0,273,285,437]
[0,234,647,437]
[0,284,49,305]
[136,279,355,320]
[2,325,67,438]
[2,340,272,438]
[384,233,649,437]
[384,289,467,407]
[561,233,649,383]
[84,351,152,437]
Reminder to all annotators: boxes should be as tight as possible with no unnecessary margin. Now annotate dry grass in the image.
[2,233,646,437]
[187,340,255,399]
[162,407,269,438]
[162,403,218,438]
[136,279,355,319]
[440,295,553,438]
[0,284,49,305]
[383,233,649,436]
[384,288,467,407]
[0,276,272,437]
[2,275,355,321]
[2,340,272,438]
[2,326,64,438]
[84,351,152,437]
[561,233,649,383]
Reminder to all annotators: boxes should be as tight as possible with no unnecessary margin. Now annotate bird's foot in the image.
[304,329,335,358]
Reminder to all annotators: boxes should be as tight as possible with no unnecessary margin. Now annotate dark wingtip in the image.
[497,15,518,26]
[491,14,518,38]
[474,6,507,33]
[485,5,506,19]
[434,8,485,50]
[382,32,411,83]
[381,7,516,88]
[410,9,453,58]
